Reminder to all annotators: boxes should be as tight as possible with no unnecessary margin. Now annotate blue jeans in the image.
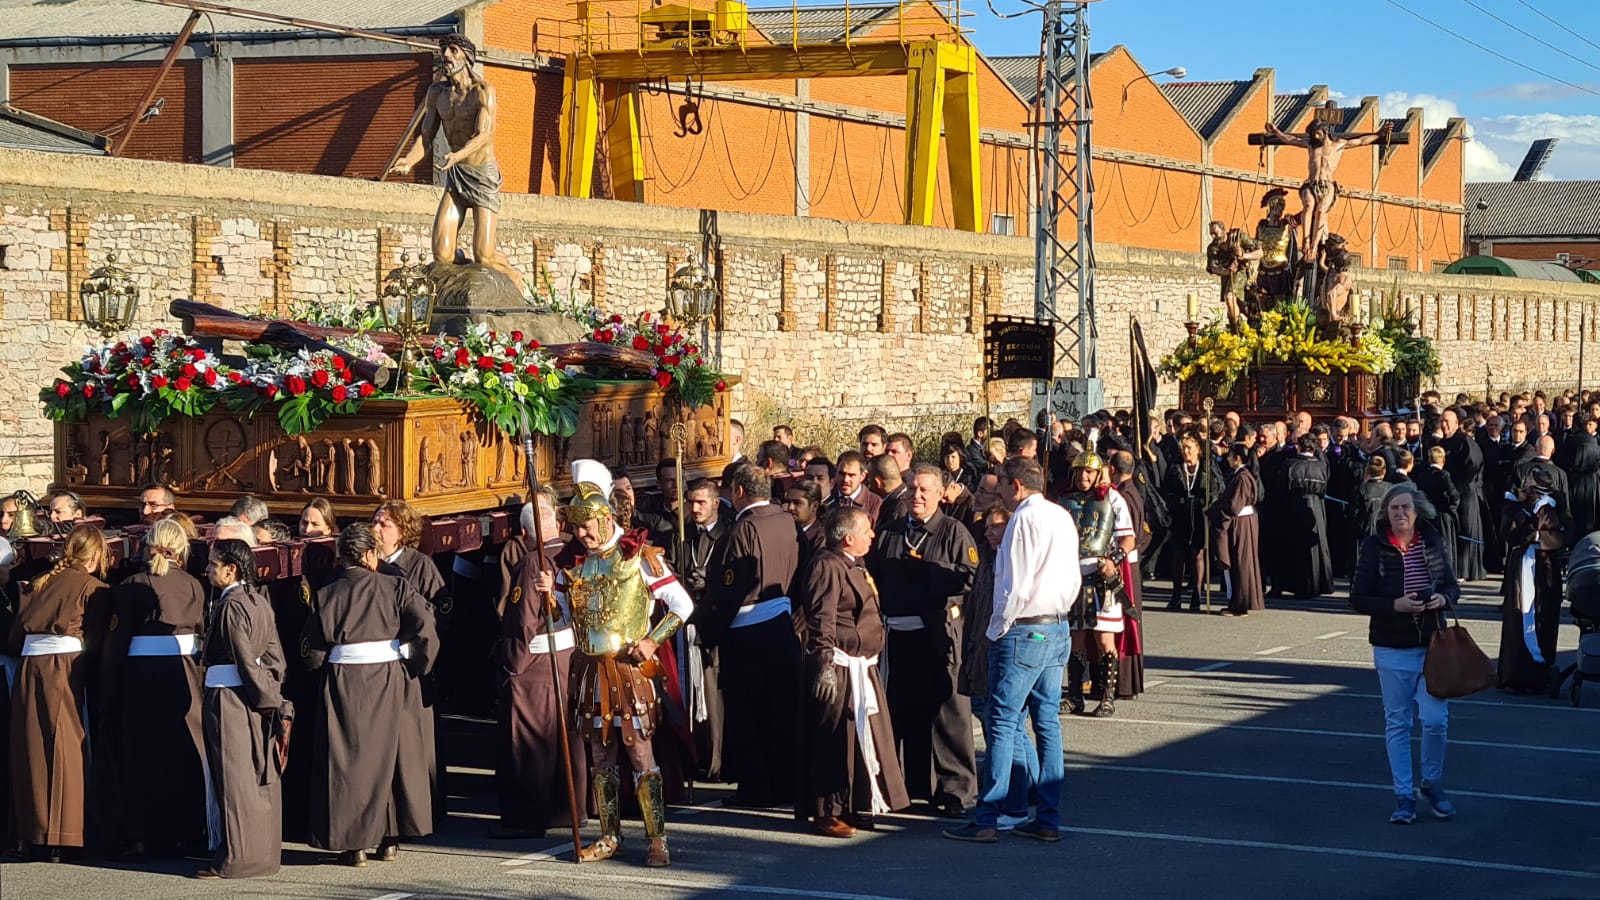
[970,694,1037,821]
[1373,646,1448,797]
[975,620,1070,829]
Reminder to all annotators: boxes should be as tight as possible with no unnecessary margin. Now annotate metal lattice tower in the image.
[1031,0,1096,379]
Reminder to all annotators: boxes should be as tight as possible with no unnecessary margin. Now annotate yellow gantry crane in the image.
[556,0,984,231]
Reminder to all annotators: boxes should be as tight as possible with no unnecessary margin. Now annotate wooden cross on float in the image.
[1247,100,1410,146]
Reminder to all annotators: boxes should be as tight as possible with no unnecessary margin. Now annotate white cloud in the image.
[1377,91,1514,181]
[1476,82,1600,102]
[1476,113,1600,181]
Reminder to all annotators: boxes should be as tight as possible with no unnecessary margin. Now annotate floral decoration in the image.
[227,348,377,435]
[1159,301,1406,393]
[41,329,231,433]
[583,310,726,408]
[419,322,586,438]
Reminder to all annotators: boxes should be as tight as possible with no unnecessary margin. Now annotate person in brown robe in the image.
[304,522,438,866]
[1213,444,1265,616]
[8,524,111,861]
[374,500,447,847]
[700,463,803,809]
[197,539,292,880]
[491,490,588,838]
[799,507,910,837]
[102,517,207,857]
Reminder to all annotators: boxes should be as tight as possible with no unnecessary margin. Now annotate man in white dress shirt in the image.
[944,457,1079,843]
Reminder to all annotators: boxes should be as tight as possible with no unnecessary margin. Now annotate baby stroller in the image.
[1562,534,1600,706]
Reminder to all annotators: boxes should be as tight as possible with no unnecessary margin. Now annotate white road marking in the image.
[1313,630,1348,640]
[1254,645,1293,656]
[516,866,911,899]
[1144,680,1167,688]
[1193,662,1231,672]
[372,894,416,900]
[1096,716,1600,755]
[499,845,575,866]
[1061,826,1600,881]
[1062,762,1600,809]
[1159,673,1600,712]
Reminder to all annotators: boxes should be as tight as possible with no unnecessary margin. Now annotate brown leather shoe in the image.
[644,836,671,867]
[811,816,858,838]
[578,835,621,863]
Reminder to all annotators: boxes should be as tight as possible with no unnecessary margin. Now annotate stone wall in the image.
[2,148,1598,491]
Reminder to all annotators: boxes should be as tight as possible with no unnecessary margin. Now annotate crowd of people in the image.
[0,385,1588,873]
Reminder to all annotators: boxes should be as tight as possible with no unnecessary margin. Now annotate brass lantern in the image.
[379,252,437,390]
[666,250,717,331]
[79,253,140,339]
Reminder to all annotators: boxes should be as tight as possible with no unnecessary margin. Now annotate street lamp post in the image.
[1121,66,1187,106]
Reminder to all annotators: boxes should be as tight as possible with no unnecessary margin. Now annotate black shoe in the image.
[339,849,368,867]
[931,801,970,819]
[1165,600,1182,611]
[376,841,399,862]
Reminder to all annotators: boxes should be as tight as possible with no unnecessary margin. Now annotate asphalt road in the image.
[4,576,1597,900]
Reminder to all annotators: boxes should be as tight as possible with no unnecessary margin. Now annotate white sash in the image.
[1236,505,1255,517]
[21,634,83,656]
[128,634,199,657]
[204,664,244,688]
[729,596,791,630]
[684,625,709,724]
[328,639,406,664]
[832,649,890,814]
[528,628,575,655]
[1518,495,1555,665]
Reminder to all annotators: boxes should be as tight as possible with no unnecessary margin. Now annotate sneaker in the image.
[1420,783,1456,819]
[1011,820,1061,843]
[941,823,998,843]
[995,812,1028,832]
[1390,796,1416,824]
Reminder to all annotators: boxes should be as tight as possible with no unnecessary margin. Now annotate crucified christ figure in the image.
[389,34,502,270]
[1264,118,1393,267]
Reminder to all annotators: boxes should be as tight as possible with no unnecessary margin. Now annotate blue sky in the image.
[962,0,1599,181]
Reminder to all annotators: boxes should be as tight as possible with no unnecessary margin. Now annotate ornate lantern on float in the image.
[378,252,437,390]
[666,249,717,332]
[79,253,140,339]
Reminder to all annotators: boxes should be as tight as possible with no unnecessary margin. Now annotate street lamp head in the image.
[1475,198,1489,211]
[79,252,140,338]
[1162,67,1187,79]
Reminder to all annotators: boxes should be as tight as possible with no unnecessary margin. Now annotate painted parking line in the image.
[499,844,575,867]
[372,894,416,900]
[515,867,911,899]
[1062,762,1600,809]
[1094,716,1600,756]
[1313,630,1348,640]
[1253,645,1294,656]
[1193,662,1232,672]
[1061,826,1600,881]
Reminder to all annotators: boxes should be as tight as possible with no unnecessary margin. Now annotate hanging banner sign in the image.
[983,316,1055,382]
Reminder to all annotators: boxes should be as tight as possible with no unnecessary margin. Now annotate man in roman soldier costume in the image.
[1060,434,1136,717]
[555,460,695,868]
[1254,188,1298,305]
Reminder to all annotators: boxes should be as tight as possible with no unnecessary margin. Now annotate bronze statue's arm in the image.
[1264,121,1309,147]
[390,86,442,176]
[442,82,497,170]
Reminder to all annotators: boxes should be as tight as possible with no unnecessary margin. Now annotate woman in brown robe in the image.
[197,539,292,880]
[103,518,207,857]
[798,507,908,838]
[8,524,111,861]
[1213,444,1265,616]
[373,500,446,849]
[305,522,437,867]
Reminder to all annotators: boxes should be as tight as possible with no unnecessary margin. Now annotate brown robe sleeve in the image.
[800,553,846,659]
[397,578,440,678]
[226,591,283,712]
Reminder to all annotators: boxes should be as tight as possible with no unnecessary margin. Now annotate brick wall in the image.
[0,148,1561,492]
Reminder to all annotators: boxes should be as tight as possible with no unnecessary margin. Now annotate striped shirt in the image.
[1391,533,1432,596]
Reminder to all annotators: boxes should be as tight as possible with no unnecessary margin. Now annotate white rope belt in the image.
[204,664,244,688]
[729,596,791,630]
[832,649,890,814]
[1236,505,1255,517]
[128,634,199,657]
[528,628,575,655]
[21,634,83,656]
[328,639,408,664]
[884,615,924,632]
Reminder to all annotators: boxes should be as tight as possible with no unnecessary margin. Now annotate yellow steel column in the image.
[903,41,945,227]
[941,44,983,233]
[558,55,601,198]
[602,83,645,202]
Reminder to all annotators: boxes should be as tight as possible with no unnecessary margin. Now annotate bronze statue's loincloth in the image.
[445,160,503,213]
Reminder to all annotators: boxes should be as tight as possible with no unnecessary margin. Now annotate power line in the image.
[1517,0,1600,57]
[1379,0,1600,97]
[1459,0,1600,75]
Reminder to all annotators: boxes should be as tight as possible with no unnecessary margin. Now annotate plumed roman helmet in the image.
[564,459,615,524]
[1072,427,1104,472]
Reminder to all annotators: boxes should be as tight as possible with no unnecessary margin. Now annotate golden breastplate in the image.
[565,547,653,656]
[1257,222,1292,270]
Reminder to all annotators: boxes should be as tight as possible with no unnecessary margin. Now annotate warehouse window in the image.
[1387,256,1408,271]
[990,214,1015,236]
[1432,260,1450,273]
[1348,252,1364,268]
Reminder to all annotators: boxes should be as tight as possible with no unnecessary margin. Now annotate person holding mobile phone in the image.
[1348,483,1461,825]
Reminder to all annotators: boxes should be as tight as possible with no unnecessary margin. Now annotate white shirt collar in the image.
[736,500,772,520]
[385,547,404,564]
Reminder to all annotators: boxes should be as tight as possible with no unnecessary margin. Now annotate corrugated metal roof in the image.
[1273,92,1311,129]
[0,0,469,42]
[0,104,107,154]
[745,4,897,45]
[1159,80,1251,139]
[1422,127,1451,171]
[1445,255,1584,282]
[1465,181,1600,239]
[987,52,1103,104]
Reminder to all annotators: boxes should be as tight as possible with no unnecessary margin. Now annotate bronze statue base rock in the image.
[426,261,589,345]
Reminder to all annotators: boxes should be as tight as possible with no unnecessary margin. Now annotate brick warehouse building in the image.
[0,0,1463,269]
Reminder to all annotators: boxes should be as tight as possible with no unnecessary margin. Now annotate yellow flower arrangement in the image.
[1158,300,1406,393]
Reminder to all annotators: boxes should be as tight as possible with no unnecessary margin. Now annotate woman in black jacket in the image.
[1348,482,1461,826]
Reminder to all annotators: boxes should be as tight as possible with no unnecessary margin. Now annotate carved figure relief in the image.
[362,439,384,496]
[64,431,89,486]
[418,435,433,496]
